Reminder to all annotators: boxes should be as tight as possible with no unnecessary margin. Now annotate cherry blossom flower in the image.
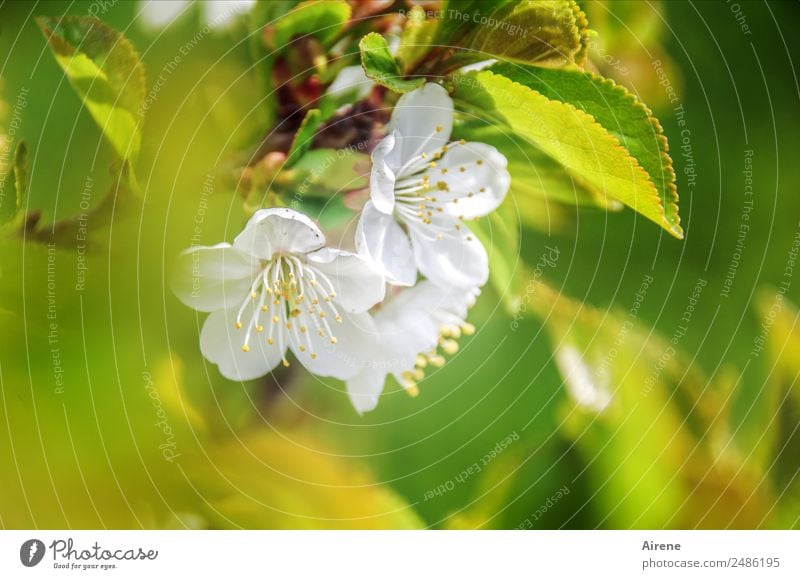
[356,82,510,289]
[345,281,478,414]
[172,208,384,382]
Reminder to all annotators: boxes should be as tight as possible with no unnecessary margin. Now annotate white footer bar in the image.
[1,530,797,578]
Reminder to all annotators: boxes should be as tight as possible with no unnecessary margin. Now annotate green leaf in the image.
[455,120,622,214]
[471,197,521,314]
[488,64,681,237]
[453,70,681,238]
[396,6,439,72]
[290,147,369,194]
[267,0,351,49]
[286,109,323,167]
[527,283,774,527]
[0,141,30,226]
[36,16,145,163]
[359,33,424,93]
[248,1,298,128]
[436,0,589,67]
[13,141,29,214]
[196,431,424,529]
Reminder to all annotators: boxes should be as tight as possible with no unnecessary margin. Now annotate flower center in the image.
[391,139,485,241]
[234,254,342,365]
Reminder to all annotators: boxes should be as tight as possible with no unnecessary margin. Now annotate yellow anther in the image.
[335,315,343,323]
[413,368,425,381]
[459,139,466,145]
[428,161,437,168]
[300,326,307,333]
[406,384,420,397]
[428,355,445,367]
[437,181,449,191]
[282,359,290,367]
[435,125,444,132]
[272,315,279,323]
[330,337,338,344]
[257,325,264,333]
[261,305,269,312]
[442,339,459,355]
[251,292,258,299]
[310,353,317,359]
[461,323,476,336]
[459,166,465,172]
[299,345,306,352]
[267,338,274,345]
[416,355,428,368]
[286,322,293,330]
[241,344,250,352]
[480,187,486,192]
[234,322,242,329]
[477,159,484,165]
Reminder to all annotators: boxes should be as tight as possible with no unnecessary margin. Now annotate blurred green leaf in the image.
[472,197,521,315]
[396,6,439,72]
[286,108,323,167]
[36,16,144,163]
[12,140,28,214]
[488,64,682,237]
[0,140,27,224]
[436,0,589,68]
[752,288,800,508]
[359,33,425,94]
[267,0,351,49]
[291,147,368,194]
[194,432,425,529]
[529,283,775,528]
[454,70,681,238]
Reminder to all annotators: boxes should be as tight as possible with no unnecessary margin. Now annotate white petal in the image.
[170,243,259,312]
[204,0,255,28]
[327,65,373,100]
[386,83,453,170]
[305,248,385,313]
[356,201,417,286]
[289,311,377,380]
[408,220,489,289]
[436,142,511,219]
[200,307,286,381]
[138,0,189,29]
[370,132,397,214]
[234,208,325,259]
[345,366,387,414]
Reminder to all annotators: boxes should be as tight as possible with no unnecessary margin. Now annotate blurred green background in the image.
[0,0,798,529]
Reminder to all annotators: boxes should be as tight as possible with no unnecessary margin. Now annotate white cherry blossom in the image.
[356,82,510,289]
[345,281,478,414]
[172,208,384,382]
